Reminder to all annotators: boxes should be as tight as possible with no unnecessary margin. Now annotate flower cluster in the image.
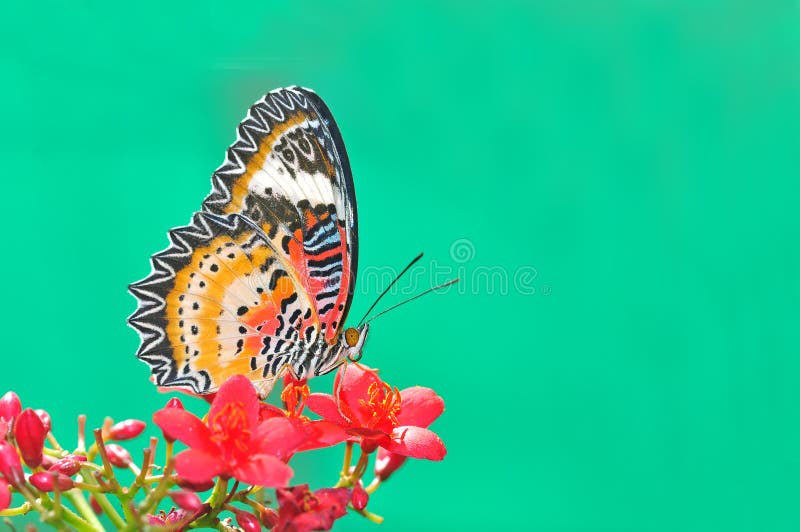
[0,364,445,530]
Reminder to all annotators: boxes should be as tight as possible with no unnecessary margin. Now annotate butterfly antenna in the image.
[357,252,424,326]
[363,278,459,325]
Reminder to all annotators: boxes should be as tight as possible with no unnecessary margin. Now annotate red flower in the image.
[153,375,305,487]
[146,509,187,529]
[258,375,347,453]
[273,484,350,532]
[0,392,21,435]
[0,479,9,511]
[108,419,146,441]
[29,472,75,492]
[14,409,46,468]
[305,364,446,460]
[0,441,24,486]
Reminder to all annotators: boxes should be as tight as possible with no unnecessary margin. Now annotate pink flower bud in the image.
[351,480,369,510]
[0,392,21,427]
[40,454,57,469]
[13,409,46,468]
[29,472,75,492]
[175,476,215,492]
[259,507,279,528]
[108,419,146,441]
[0,441,23,486]
[175,477,216,492]
[49,458,82,477]
[0,479,10,511]
[89,495,103,515]
[67,454,88,462]
[104,444,132,468]
[169,490,203,512]
[165,398,184,410]
[34,410,51,434]
[234,510,261,532]
[374,448,407,481]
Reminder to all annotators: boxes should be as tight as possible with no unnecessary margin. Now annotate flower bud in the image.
[351,480,369,510]
[49,458,82,477]
[29,472,75,492]
[0,392,21,427]
[234,509,261,532]
[175,476,215,492]
[0,441,23,486]
[108,419,146,441]
[374,448,407,481]
[34,409,51,434]
[165,398,184,410]
[89,495,103,515]
[104,444,132,468]
[13,409,46,468]
[169,490,203,512]
[259,507,278,528]
[0,479,10,510]
[40,454,58,469]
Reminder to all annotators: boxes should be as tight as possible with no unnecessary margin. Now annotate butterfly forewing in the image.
[129,87,357,396]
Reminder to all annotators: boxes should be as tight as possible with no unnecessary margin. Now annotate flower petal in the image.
[152,408,215,453]
[397,387,444,428]
[208,375,260,432]
[258,403,286,422]
[299,421,348,451]
[385,426,446,461]
[253,417,306,459]
[305,393,348,425]
[336,364,382,424]
[174,449,227,484]
[233,454,293,487]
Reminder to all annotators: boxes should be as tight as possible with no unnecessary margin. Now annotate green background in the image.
[2,1,799,530]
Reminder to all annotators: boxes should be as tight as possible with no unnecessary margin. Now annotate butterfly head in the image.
[342,323,370,362]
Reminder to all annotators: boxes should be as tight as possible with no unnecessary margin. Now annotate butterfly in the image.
[128,87,368,398]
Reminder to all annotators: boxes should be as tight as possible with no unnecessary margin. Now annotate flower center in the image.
[281,379,310,420]
[209,402,251,454]
[359,382,401,430]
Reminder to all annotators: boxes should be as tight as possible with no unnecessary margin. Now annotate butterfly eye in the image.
[344,327,360,347]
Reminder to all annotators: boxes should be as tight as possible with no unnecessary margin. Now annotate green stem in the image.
[334,442,354,487]
[353,507,384,524]
[64,490,106,531]
[91,491,127,530]
[0,503,31,516]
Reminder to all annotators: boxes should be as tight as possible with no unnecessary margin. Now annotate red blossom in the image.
[305,364,446,460]
[33,409,51,434]
[153,375,306,487]
[146,509,187,529]
[0,392,21,431]
[234,509,262,532]
[258,376,348,454]
[49,457,82,477]
[0,441,24,486]
[351,480,369,510]
[108,419,146,441]
[14,409,46,468]
[175,476,215,492]
[169,490,203,512]
[29,472,75,492]
[274,484,350,532]
[105,444,133,468]
[0,479,9,511]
